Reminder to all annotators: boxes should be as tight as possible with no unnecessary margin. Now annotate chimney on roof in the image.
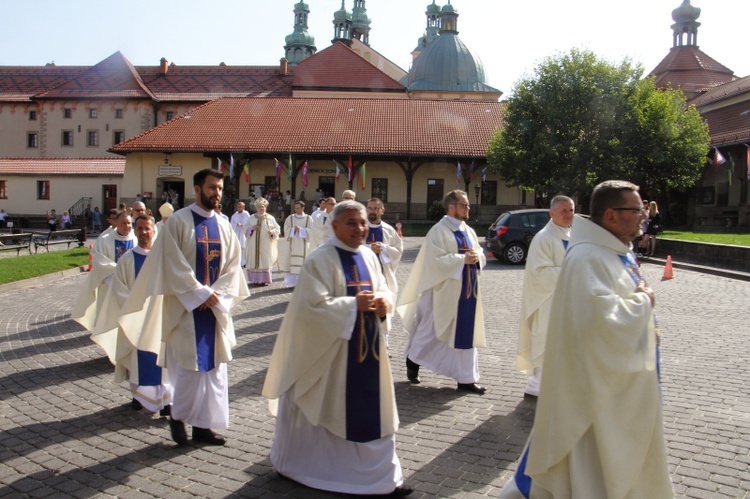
[280,58,289,75]
[159,57,168,75]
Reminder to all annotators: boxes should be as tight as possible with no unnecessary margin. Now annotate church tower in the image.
[648,0,734,100]
[412,1,442,61]
[284,1,317,65]
[332,1,353,45]
[671,0,701,47]
[351,0,371,45]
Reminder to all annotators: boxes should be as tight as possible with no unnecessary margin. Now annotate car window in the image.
[535,213,550,227]
[519,214,534,228]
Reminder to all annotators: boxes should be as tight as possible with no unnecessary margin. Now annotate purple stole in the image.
[335,247,381,443]
[619,252,661,386]
[192,212,222,372]
[114,239,133,263]
[453,230,478,349]
[132,251,162,386]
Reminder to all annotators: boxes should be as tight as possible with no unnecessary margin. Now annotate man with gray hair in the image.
[501,180,671,498]
[516,195,575,397]
[263,200,411,496]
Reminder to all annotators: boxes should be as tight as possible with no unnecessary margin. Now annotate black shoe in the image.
[169,418,189,446]
[405,358,420,384]
[130,398,143,410]
[159,405,171,417]
[457,383,487,394]
[192,427,226,446]
[390,484,414,496]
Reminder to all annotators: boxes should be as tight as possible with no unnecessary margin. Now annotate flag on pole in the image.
[334,160,342,183]
[243,161,250,183]
[287,154,293,182]
[348,155,353,182]
[481,166,488,182]
[229,153,235,178]
[456,162,462,188]
[360,163,367,191]
[302,160,309,188]
[713,148,726,168]
[469,161,475,180]
[746,145,750,180]
[275,158,282,184]
[217,158,226,173]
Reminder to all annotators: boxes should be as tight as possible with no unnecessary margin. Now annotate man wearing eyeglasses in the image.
[397,190,488,394]
[500,180,671,498]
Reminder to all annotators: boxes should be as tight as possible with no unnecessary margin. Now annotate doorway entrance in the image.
[426,178,444,208]
[102,184,117,212]
[157,179,185,210]
[318,176,335,198]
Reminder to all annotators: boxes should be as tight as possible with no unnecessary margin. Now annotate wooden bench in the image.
[32,228,86,253]
[0,232,33,256]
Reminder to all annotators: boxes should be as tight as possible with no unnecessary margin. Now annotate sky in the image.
[1,0,748,97]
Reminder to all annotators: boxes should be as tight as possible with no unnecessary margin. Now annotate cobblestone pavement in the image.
[1,237,748,498]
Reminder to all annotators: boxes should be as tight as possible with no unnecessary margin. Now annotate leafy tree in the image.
[487,49,709,201]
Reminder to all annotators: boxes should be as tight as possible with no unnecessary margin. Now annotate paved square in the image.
[1,237,748,497]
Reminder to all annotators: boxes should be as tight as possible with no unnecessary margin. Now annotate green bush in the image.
[427,200,445,221]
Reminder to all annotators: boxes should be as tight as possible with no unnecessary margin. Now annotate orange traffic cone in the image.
[86,244,93,272]
[396,222,403,238]
[661,255,674,280]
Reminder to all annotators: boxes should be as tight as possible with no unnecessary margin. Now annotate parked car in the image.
[484,209,550,264]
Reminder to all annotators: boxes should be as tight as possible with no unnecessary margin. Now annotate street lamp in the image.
[474,182,481,224]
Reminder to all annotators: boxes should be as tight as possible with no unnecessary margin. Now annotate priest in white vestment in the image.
[118,169,250,446]
[243,197,280,285]
[263,201,412,497]
[92,215,172,414]
[500,181,672,498]
[281,201,313,287]
[309,197,335,250]
[99,208,119,238]
[397,190,487,394]
[516,195,574,396]
[230,201,251,266]
[71,210,136,331]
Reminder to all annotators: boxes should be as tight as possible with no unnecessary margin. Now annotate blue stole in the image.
[562,239,569,250]
[132,250,162,385]
[618,252,661,385]
[453,230,478,349]
[367,225,383,244]
[114,239,133,263]
[192,212,222,372]
[335,247,381,443]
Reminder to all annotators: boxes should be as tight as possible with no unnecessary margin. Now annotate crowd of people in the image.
[70,173,671,498]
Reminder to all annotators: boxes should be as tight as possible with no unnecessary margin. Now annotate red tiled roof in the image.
[112,97,504,158]
[0,157,125,176]
[701,101,750,147]
[34,52,157,101]
[293,42,404,93]
[691,75,750,107]
[137,65,294,100]
[0,66,88,102]
[649,46,735,93]
[0,54,294,103]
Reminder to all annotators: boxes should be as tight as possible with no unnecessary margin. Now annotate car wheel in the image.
[504,243,526,264]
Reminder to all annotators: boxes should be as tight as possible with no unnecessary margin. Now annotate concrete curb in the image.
[641,256,750,282]
[0,265,87,294]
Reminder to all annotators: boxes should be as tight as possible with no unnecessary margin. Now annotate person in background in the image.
[47,209,58,231]
[645,201,661,257]
[244,197,280,286]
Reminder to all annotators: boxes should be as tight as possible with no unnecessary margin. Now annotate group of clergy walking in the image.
[69,170,672,497]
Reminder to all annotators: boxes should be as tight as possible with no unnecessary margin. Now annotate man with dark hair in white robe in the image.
[397,190,487,394]
[118,168,249,447]
[263,201,412,497]
[500,180,672,498]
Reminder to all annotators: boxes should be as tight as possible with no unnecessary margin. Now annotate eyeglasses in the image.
[612,207,647,214]
[456,202,471,209]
